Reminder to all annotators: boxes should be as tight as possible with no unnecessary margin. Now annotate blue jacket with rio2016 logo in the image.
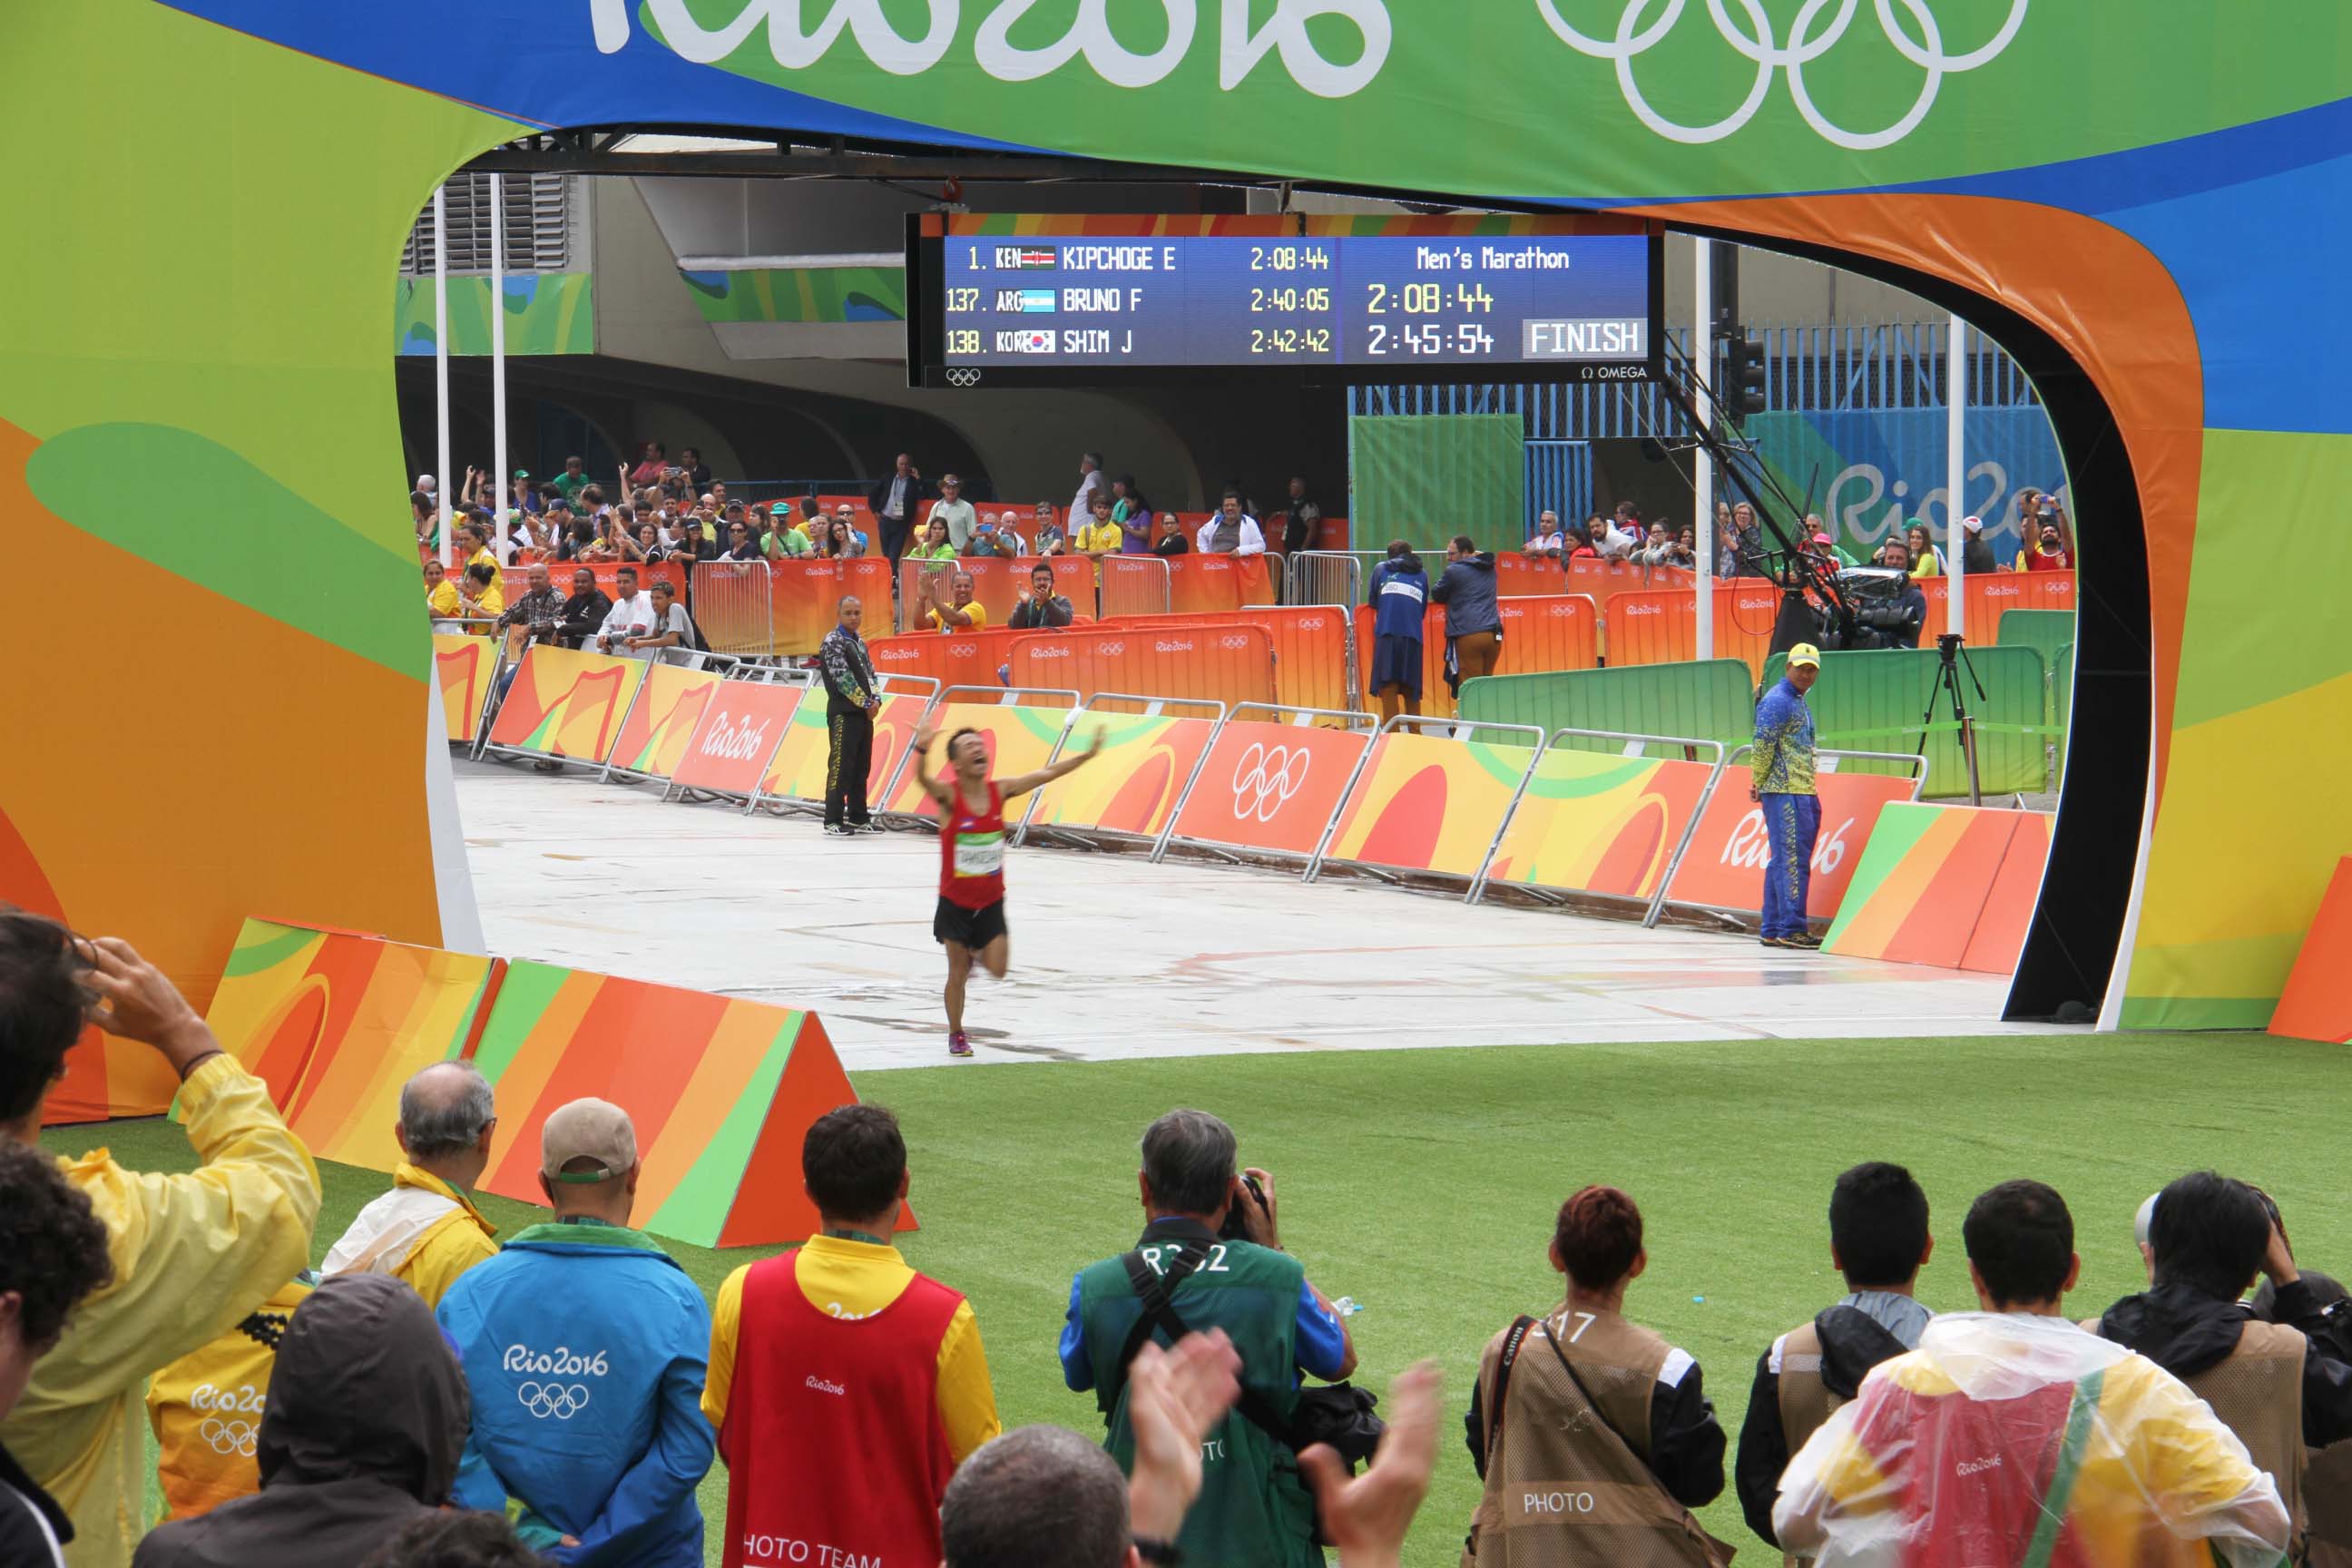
[436,1219,714,1568]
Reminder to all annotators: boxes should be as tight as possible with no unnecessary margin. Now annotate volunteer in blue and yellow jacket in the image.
[0,919,321,1568]
[437,1098,713,1568]
[1752,644,1822,950]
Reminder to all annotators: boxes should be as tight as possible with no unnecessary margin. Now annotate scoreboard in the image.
[906,214,1661,387]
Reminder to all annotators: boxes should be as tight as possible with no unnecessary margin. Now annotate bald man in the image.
[320,1061,501,1307]
[819,594,883,836]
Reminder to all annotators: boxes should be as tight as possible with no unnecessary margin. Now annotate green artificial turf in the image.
[44,1030,2349,1565]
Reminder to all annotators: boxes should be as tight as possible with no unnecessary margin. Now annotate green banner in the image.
[1349,414,1523,554]
[395,272,593,357]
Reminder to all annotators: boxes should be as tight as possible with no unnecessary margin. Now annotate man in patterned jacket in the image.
[1752,642,1822,950]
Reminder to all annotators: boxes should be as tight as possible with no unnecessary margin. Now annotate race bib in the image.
[954,830,1004,878]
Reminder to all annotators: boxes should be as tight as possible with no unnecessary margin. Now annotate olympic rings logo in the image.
[517,1382,593,1419]
[946,368,983,387]
[1533,0,2029,149]
[1231,741,1310,822]
[199,1417,260,1456]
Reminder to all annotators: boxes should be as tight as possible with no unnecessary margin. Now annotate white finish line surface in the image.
[456,760,2045,1071]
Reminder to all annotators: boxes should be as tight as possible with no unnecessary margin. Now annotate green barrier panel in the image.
[1458,661,1756,756]
[1998,608,2076,726]
[1758,646,2050,796]
[2053,641,2074,789]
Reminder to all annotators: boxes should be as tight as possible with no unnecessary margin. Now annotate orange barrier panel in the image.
[1234,554,1279,606]
[755,691,930,807]
[1959,809,2051,975]
[501,559,683,604]
[1102,554,1172,618]
[603,661,726,779]
[669,681,807,798]
[1494,553,1567,597]
[1821,802,2050,969]
[1107,607,1352,713]
[898,555,1093,632]
[1164,720,1374,860]
[1163,554,1269,614]
[1353,597,1595,719]
[1319,731,1541,879]
[432,633,495,742]
[769,557,895,655]
[2269,857,2352,1044]
[1963,569,2074,645]
[485,646,649,761]
[1663,771,1922,924]
[1010,625,1275,709]
[1497,595,1600,677]
[1604,583,1786,683]
[868,625,1039,691]
[1023,713,1222,840]
[879,701,1074,815]
[1481,749,1720,905]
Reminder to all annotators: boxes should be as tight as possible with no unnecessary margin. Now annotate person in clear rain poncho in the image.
[1774,1181,2290,1568]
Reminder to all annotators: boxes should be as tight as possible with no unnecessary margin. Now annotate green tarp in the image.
[1348,414,1523,554]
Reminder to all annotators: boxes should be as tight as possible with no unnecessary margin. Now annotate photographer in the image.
[2014,490,2075,572]
[1060,1109,1357,1568]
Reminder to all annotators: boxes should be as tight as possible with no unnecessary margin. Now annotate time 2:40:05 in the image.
[1250,286,1331,312]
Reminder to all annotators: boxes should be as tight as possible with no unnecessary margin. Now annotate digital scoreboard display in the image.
[907,215,1661,388]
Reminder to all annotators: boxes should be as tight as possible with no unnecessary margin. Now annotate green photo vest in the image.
[1077,1230,1319,1568]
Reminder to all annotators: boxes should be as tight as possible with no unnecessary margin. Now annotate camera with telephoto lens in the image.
[1220,1172,1269,1241]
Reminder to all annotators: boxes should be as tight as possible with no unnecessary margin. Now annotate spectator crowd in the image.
[1,898,2321,1568]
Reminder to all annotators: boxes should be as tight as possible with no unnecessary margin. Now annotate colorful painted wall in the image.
[5,0,2346,1034]
[394,272,595,356]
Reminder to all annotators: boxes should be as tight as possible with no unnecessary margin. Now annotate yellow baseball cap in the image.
[1788,643,1822,669]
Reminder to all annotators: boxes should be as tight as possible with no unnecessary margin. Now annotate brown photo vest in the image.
[2082,1316,2309,1559]
[1771,1321,1844,1568]
[1464,1308,1735,1568]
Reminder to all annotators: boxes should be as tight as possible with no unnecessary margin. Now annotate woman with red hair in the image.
[1461,1185,1730,1565]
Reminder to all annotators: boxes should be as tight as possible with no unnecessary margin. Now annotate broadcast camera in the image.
[1814,566,1926,652]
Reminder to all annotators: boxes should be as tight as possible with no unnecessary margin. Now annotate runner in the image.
[908,718,1103,1057]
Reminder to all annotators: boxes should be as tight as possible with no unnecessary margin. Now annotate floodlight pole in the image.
[490,173,510,564]
[434,184,452,571]
[1692,239,1714,661]
[1945,310,1967,637]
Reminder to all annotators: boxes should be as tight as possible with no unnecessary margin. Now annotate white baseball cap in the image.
[1961,514,1983,534]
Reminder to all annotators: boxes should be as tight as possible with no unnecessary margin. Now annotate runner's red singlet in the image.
[937,781,1006,910]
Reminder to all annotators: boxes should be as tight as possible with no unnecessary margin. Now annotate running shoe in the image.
[822,822,853,837]
[850,819,885,834]
[1759,935,1798,948]
[1786,933,1825,950]
[947,1032,974,1058]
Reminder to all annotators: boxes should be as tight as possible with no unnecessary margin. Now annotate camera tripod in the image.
[1916,632,1987,806]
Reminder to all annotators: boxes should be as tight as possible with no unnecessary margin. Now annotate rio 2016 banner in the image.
[433,633,495,743]
[1482,749,1718,902]
[1319,734,1542,879]
[1746,407,2068,563]
[878,702,1073,816]
[1662,772,1924,922]
[605,662,726,781]
[1022,713,1219,839]
[756,691,927,806]
[1165,721,1374,859]
[9,0,2344,1038]
[485,646,650,762]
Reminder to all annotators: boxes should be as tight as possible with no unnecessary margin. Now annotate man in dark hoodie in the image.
[132,1273,469,1568]
[1429,534,1501,694]
[1735,1160,1934,1556]
[2094,1171,2352,1563]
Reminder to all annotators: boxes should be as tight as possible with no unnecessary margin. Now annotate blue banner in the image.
[1746,407,2067,564]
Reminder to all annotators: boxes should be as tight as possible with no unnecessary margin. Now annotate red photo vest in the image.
[720,1251,964,1568]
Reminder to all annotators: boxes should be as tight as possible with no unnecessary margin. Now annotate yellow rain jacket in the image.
[318,1163,498,1309]
[142,1277,313,1522]
[2,1056,319,1568]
